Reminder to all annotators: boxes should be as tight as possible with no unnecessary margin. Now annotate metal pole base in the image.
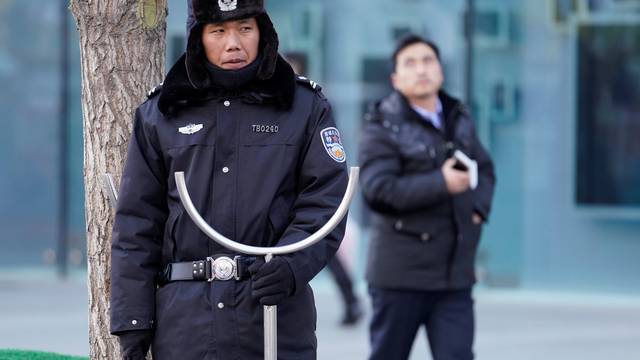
[264,254,277,360]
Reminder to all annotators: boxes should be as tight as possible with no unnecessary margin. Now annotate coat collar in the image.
[381,90,462,120]
[158,53,296,117]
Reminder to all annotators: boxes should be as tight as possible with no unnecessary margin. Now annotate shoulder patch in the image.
[296,75,322,92]
[147,83,163,99]
[320,127,346,163]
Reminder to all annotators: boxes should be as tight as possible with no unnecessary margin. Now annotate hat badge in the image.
[218,0,238,11]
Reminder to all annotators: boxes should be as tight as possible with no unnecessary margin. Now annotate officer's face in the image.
[391,43,443,100]
[202,17,260,70]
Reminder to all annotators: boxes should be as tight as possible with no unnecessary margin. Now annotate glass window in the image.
[0,1,85,270]
[576,24,640,206]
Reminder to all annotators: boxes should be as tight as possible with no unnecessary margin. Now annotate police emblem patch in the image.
[218,0,237,11]
[178,123,204,135]
[320,127,346,163]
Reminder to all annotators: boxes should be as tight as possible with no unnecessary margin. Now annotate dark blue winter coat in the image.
[109,52,348,359]
[360,90,495,291]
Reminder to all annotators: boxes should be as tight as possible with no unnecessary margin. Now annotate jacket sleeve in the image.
[358,119,449,214]
[110,106,167,334]
[468,122,496,221]
[276,98,349,295]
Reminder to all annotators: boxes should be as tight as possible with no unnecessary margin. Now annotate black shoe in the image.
[340,299,363,326]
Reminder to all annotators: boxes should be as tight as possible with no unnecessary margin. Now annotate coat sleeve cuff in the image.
[473,198,489,221]
[412,170,449,206]
[110,313,155,335]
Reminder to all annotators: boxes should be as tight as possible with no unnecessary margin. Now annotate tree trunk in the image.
[69,1,167,358]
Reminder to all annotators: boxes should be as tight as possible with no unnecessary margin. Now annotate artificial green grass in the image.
[0,350,88,360]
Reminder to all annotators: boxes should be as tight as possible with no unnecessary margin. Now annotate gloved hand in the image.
[249,256,296,306]
[118,329,153,360]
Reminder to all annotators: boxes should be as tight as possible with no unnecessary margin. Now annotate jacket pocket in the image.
[162,209,182,263]
[266,197,292,245]
[399,141,438,172]
[239,143,300,182]
[392,215,455,243]
[240,131,297,146]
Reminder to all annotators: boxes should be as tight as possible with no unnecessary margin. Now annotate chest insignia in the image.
[178,123,204,135]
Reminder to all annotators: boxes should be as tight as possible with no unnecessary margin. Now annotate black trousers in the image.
[368,287,474,360]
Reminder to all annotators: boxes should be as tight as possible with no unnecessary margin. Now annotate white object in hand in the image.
[453,150,478,190]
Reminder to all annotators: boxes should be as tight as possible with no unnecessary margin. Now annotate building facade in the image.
[2,0,639,293]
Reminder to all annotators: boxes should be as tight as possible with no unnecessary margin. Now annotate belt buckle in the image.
[206,256,237,281]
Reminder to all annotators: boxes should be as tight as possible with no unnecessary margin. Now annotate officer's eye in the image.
[240,26,253,32]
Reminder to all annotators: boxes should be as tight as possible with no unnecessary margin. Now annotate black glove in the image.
[118,329,153,360]
[249,257,296,306]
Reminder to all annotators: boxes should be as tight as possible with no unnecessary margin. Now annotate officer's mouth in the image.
[222,58,247,69]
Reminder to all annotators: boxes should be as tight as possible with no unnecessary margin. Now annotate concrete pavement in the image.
[1,271,639,359]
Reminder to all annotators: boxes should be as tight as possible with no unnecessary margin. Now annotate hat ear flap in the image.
[256,13,279,80]
[185,23,211,89]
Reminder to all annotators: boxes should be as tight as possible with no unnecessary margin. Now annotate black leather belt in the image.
[158,255,255,285]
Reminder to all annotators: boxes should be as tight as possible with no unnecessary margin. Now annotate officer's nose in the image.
[224,31,242,52]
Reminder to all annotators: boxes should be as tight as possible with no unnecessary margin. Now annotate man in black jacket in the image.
[359,34,495,360]
[110,1,348,359]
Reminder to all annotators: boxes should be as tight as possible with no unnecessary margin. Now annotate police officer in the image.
[109,1,348,359]
[359,34,496,360]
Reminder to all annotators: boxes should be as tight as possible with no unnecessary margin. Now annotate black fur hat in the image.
[192,0,265,24]
[186,0,279,89]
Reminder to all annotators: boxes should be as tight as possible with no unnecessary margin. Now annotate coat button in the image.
[222,167,229,173]
[223,100,230,107]
[394,220,403,230]
[420,233,431,242]
[217,302,225,309]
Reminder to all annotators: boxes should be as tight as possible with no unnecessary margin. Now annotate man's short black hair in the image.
[391,34,440,71]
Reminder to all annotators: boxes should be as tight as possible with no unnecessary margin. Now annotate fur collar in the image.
[158,53,296,117]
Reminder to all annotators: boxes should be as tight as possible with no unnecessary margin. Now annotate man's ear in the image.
[390,72,397,89]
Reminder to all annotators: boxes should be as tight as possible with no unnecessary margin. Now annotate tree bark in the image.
[69,1,167,358]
